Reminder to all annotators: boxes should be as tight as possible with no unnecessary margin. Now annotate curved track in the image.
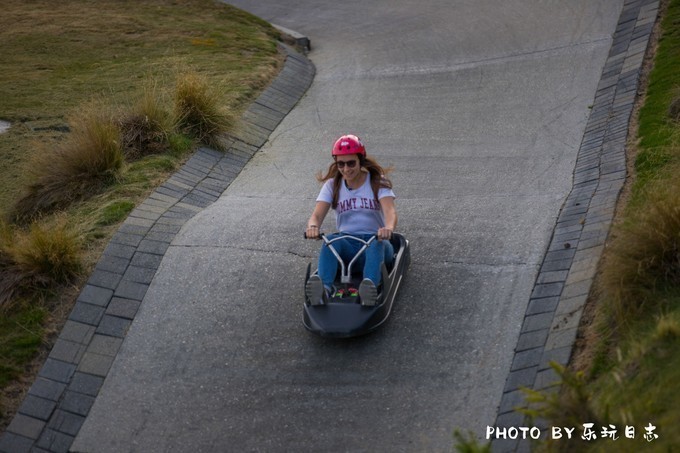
[73,1,623,451]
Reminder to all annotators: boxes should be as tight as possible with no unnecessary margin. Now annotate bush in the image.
[174,71,234,149]
[0,219,81,310]
[12,106,124,222]
[119,80,174,160]
[520,362,603,453]
[453,430,491,453]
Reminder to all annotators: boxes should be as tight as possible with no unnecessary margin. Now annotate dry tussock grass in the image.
[119,81,174,160]
[600,171,680,326]
[175,71,235,149]
[12,105,124,223]
[0,219,82,311]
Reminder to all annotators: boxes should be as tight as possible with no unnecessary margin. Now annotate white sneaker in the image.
[359,278,378,306]
[306,275,327,306]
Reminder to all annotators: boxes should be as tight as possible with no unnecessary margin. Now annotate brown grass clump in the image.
[119,114,168,160]
[0,219,81,310]
[174,71,234,149]
[600,175,680,326]
[12,106,124,223]
[119,81,174,160]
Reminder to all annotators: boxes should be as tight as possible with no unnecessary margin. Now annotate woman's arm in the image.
[306,201,331,239]
[378,196,397,240]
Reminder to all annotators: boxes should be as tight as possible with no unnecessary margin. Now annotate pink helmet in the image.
[332,134,366,156]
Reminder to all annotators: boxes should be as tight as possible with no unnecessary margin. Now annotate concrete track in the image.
[72,1,624,451]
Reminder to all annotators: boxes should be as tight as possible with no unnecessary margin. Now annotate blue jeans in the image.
[318,233,394,289]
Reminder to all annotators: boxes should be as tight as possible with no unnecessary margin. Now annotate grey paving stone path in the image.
[492,0,660,451]
[0,44,315,453]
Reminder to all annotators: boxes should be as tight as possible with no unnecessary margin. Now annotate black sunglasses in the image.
[336,160,358,168]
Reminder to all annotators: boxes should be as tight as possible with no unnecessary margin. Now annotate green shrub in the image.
[453,430,491,453]
[521,362,602,429]
[520,362,604,453]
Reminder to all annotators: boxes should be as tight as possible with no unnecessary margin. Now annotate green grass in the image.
[0,303,46,422]
[0,306,46,391]
[0,0,283,429]
[635,0,680,192]
[98,201,137,227]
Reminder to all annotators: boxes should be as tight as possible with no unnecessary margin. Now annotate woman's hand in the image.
[377,227,393,241]
[306,225,321,239]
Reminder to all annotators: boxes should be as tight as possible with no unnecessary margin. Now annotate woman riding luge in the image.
[305,134,398,306]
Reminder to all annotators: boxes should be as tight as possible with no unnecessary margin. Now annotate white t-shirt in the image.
[317,176,396,234]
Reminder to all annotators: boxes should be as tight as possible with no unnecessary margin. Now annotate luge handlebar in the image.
[304,232,376,244]
[304,232,378,284]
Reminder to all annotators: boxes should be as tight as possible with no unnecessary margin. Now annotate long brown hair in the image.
[316,154,393,210]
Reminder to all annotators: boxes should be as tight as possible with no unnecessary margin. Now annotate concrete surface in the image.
[73,1,625,451]
[1,0,646,452]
